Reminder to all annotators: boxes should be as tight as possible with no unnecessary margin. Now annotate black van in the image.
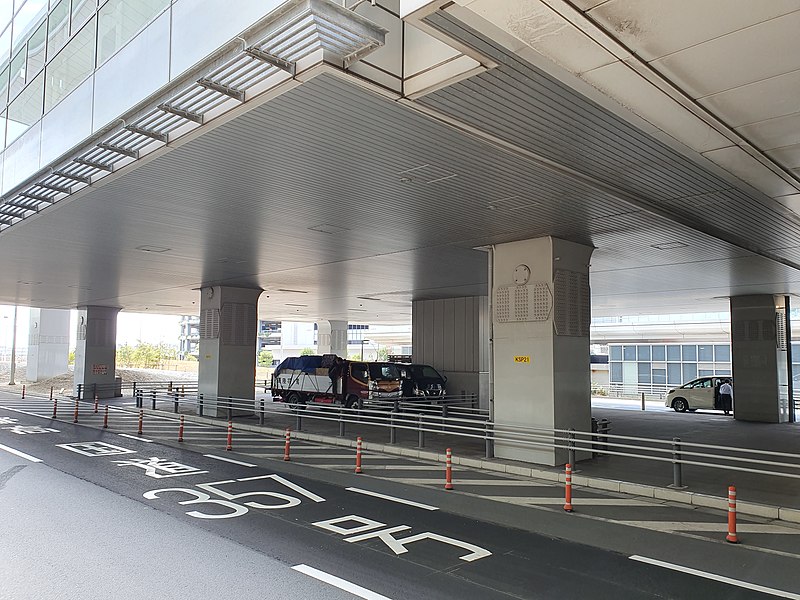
[399,364,447,398]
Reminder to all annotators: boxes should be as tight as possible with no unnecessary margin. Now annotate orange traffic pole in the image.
[103,405,109,429]
[52,398,57,419]
[564,463,574,512]
[138,409,143,435]
[178,415,185,442]
[94,394,99,414]
[445,447,454,490]
[283,428,291,461]
[73,399,79,423]
[226,421,233,451]
[726,485,739,543]
[21,385,25,399]
[355,436,363,474]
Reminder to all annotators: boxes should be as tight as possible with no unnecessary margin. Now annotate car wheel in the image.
[672,398,688,412]
[345,395,360,409]
[286,391,304,407]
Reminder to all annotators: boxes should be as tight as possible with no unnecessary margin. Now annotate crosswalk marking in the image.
[491,496,654,506]
[622,521,800,534]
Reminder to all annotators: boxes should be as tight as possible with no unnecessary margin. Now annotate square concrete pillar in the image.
[27,308,70,381]
[74,306,120,399]
[317,320,348,358]
[198,286,262,417]
[492,237,593,466]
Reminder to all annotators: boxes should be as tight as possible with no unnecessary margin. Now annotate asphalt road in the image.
[0,404,796,600]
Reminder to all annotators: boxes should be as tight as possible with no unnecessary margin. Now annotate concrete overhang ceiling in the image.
[2,0,800,322]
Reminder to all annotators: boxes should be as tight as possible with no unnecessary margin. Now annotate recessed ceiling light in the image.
[651,242,688,250]
[17,280,42,285]
[136,245,171,253]
[285,303,308,307]
[278,289,308,294]
[308,224,350,234]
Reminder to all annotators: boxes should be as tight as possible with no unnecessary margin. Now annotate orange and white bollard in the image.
[445,447,454,490]
[52,398,57,419]
[564,463,574,512]
[103,405,109,429]
[226,421,233,451]
[283,428,291,461]
[138,409,143,436]
[178,415,185,442]
[726,485,739,543]
[73,399,79,423]
[21,385,25,399]
[355,437,363,474]
[50,386,54,402]
[94,394,99,414]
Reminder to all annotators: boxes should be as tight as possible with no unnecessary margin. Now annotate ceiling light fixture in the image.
[651,242,688,250]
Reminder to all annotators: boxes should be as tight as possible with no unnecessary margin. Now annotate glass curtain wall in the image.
[0,0,170,151]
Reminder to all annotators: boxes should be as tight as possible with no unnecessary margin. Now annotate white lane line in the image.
[0,406,53,419]
[624,521,800,534]
[0,443,43,463]
[346,487,438,511]
[204,454,257,467]
[292,564,393,600]
[629,555,800,599]
[118,433,153,442]
[382,478,533,485]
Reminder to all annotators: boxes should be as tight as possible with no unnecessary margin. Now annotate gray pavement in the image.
[1,393,799,599]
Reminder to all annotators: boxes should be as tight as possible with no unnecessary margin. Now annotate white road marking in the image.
[629,555,800,599]
[383,478,534,485]
[292,564,393,600]
[623,521,800,534]
[118,433,153,442]
[346,487,438,511]
[329,465,441,471]
[203,454,256,467]
[0,443,43,463]
[0,406,54,419]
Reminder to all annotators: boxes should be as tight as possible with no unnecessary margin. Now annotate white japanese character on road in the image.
[113,457,208,479]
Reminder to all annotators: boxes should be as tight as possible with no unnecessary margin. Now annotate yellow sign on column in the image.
[514,355,530,363]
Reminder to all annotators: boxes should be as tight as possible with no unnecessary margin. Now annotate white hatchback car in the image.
[665,376,730,412]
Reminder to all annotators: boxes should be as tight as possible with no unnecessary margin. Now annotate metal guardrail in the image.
[111,388,800,490]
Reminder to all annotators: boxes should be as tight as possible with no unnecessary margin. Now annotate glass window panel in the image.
[45,17,95,112]
[638,362,651,383]
[697,344,713,362]
[610,362,622,383]
[652,369,666,385]
[667,363,682,385]
[8,47,26,98]
[651,345,665,361]
[47,0,70,60]
[666,345,681,361]
[70,0,95,34]
[7,70,43,143]
[792,344,800,362]
[26,20,45,77]
[0,109,7,150]
[714,344,730,362]
[12,0,47,52]
[0,66,8,110]
[98,0,169,65]
[698,369,713,377]
[609,345,622,361]
[682,363,697,383]
[682,344,697,361]
[0,25,11,70]
[637,346,651,361]
[714,369,731,376]
[623,345,636,361]
[0,6,12,36]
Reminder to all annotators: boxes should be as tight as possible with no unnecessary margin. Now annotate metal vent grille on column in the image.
[732,319,777,342]
[776,310,787,350]
[200,309,220,339]
[495,283,552,322]
[221,303,256,346]
[554,270,590,336]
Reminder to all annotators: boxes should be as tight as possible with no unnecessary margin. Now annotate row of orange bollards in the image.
[561,463,739,543]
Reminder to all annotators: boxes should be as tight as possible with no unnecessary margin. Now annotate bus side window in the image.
[351,363,368,383]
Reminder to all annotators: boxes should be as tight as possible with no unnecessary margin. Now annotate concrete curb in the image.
[131,406,800,525]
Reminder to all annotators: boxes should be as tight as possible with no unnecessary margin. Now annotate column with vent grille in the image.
[491,236,593,466]
[197,286,263,417]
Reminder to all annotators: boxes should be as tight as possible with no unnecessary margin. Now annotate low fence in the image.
[116,388,800,492]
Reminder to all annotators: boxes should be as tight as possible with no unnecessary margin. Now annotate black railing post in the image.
[339,407,346,437]
[390,408,397,444]
[151,390,156,410]
[77,384,83,401]
[258,398,265,426]
[485,422,493,459]
[417,413,425,448]
[92,383,97,400]
[198,393,204,417]
[670,437,685,488]
[173,392,179,413]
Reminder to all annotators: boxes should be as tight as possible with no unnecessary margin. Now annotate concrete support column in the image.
[730,295,789,423]
[317,320,348,358]
[198,286,262,417]
[412,297,489,406]
[27,309,70,381]
[74,306,120,399]
[492,237,594,466]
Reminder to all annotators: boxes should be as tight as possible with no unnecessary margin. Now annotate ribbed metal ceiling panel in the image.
[419,12,800,267]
